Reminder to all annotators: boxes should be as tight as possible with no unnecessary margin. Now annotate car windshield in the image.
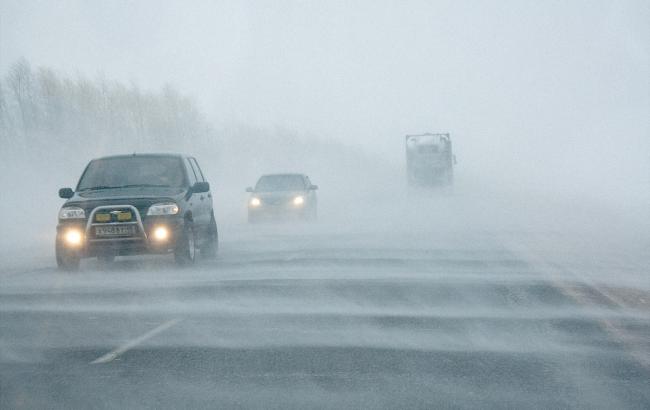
[77,156,185,191]
[255,175,305,192]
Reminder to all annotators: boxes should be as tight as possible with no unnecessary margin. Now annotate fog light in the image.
[293,196,304,206]
[152,226,169,241]
[64,229,83,246]
[250,197,261,207]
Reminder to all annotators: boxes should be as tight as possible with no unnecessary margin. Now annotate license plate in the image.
[95,225,136,237]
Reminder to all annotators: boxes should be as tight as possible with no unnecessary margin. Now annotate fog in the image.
[2,0,648,201]
[0,12,644,264]
[0,0,647,289]
[0,2,649,408]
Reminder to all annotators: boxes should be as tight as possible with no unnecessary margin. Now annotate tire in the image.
[200,213,219,259]
[174,222,197,266]
[56,240,80,271]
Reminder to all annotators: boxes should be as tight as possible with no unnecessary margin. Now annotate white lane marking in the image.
[90,318,181,364]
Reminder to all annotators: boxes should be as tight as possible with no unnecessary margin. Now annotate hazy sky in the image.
[1,0,648,193]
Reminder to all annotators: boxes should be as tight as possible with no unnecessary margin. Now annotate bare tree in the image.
[2,58,215,159]
[0,82,12,143]
[6,58,40,136]
[37,67,64,134]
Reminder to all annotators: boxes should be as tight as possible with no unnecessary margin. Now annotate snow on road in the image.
[1,215,649,409]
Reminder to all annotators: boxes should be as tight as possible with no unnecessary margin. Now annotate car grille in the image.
[94,208,135,223]
[264,198,286,206]
[87,205,145,241]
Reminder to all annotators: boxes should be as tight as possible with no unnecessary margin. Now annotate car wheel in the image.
[174,222,196,266]
[56,240,80,271]
[201,213,219,259]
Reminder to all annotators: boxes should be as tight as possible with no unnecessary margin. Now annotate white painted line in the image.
[90,318,181,364]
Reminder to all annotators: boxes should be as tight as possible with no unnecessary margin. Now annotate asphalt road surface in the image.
[1,217,649,409]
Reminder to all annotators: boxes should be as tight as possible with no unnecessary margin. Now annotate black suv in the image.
[56,154,218,270]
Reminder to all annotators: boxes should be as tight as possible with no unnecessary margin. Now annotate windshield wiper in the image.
[79,185,117,191]
[114,184,172,188]
[79,184,172,191]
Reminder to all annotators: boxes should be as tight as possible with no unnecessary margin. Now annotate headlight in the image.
[293,196,304,206]
[152,226,169,241]
[147,202,179,216]
[59,207,85,219]
[64,229,83,246]
[250,197,261,207]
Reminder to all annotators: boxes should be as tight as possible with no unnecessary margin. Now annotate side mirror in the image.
[245,187,253,193]
[59,188,74,199]
[192,181,210,193]
[309,185,318,190]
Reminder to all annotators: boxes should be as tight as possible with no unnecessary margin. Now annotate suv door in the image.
[184,157,205,227]
[187,157,211,230]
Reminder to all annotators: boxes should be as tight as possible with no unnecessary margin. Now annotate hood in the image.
[63,187,185,216]
[77,186,185,199]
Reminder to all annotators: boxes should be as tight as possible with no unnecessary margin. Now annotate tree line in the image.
[0,58,384,193]
[0,58,215,160]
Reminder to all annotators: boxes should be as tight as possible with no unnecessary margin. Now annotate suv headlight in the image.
[59,207,85,219]
[147,202,179,216]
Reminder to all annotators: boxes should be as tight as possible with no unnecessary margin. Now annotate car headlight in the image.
[152,226,169,241]
[59,207,85,219]
[147,202,179,216]
[250,197,261,207]
[64,229,83,246]
[293,196,304,206]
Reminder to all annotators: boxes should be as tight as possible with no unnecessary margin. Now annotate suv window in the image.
[189,158,205,182]
[185,158,198,185]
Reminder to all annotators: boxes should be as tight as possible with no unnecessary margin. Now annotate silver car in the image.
[246,173,318,223]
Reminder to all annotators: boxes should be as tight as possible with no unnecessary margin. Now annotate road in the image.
[1,212,649,409]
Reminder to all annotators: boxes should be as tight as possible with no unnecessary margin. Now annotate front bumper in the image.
[56,215,185,258]
[248,205,309,221]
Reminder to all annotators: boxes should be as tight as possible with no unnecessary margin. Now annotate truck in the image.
[405,133,455,187]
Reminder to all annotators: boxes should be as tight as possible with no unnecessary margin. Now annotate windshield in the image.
[77,157,186,191]
[255,175,305,192]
